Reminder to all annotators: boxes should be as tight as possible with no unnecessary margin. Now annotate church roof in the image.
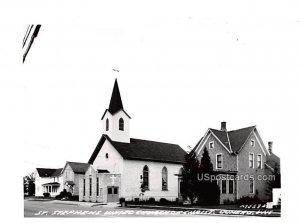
[101,79,131,119]
[88,134,187,164]
[66,161,90,174]
[36,168,62,177]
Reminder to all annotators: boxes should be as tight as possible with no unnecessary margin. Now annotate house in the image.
[61,161,91,196]
[79,79,187,202]
[34,168,63,197]
[193,122,280,204]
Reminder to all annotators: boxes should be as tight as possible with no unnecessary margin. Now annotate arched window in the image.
[119,118,124,131]
[142,165,149,190]
[106,118,109,131]
[162,167,168,190]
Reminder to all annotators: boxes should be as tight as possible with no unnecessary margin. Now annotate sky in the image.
[17,1,300,176]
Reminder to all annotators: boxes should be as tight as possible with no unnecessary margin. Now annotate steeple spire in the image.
[108,79,123,114]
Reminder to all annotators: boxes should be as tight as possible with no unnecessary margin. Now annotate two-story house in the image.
[35,168,63,197]
[193,122,280,204]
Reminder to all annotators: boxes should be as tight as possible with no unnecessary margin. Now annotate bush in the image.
[43,193,50,198]
[119,197,126,207]
[147,197,156,204]
[236,195,262,205]
[159,198,170,204]
[134,198,140,204]
[55,189,72,200]
[69,196,79,201]
[223,199,235,205]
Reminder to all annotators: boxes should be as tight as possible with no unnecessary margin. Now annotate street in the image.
[24,200,190,217]
[24,200,280,217]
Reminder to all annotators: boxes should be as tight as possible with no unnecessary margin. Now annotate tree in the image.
[24,172,35,196]
[197,147,220,205]
[181,150,201,204]
[265,163,281,201]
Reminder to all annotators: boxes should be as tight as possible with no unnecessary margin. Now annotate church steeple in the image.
[101,79,131,143]
[108,79,123,114]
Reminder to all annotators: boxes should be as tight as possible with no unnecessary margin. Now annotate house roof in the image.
[88,134,187,164]
[42,182,60,186]
[266,153,280,170]
[97,169,110,173]
[101,79,131,120]
[66,161,90,174]
[36,168,63,177]
[209,126,256,153]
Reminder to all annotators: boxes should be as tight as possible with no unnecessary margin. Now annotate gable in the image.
[62,162,90,175]
[228,126,256,152]
[91,137,124,173]
[195,130,231,156]
[237,129,269,156]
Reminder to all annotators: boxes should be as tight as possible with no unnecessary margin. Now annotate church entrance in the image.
[107,186,119,202]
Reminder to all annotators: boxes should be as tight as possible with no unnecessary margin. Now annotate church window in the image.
[96,177,99,196]
[142,165,149,190]
[106,153,109,159]
[106,118,109,131]
[119,118,124,131]
[162,167,168,191]
[83,179,86,196]
[89,178,92,196]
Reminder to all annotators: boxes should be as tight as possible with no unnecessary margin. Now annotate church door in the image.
[107,186,119,202]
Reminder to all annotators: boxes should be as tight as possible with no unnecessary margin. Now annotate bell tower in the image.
[101,79,131,143]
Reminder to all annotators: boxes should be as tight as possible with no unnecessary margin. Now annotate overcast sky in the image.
[13,1,299,176]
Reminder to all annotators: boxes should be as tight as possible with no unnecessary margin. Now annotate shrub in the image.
[223,199,235,205]
[236,195,262,205]
[55,189,72,200]
[159,198,170,204]
[119,197,126,207]
[147,197,156,204]
[69,196,79,201]
[43,193,50,198]
[134,198,140,204]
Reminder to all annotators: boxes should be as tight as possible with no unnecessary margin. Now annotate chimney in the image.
[268,141,273,154]
[221,122,227,131]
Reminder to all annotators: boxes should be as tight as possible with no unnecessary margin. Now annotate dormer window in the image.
[250,140,255,147]
[209,141,214,149]
[119,118,124,131]
[106,118,109,131]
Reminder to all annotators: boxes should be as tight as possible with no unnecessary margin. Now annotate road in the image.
[24,200,191,217]
[24,200,279,217]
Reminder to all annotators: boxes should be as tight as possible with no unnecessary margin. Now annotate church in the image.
[34,79,187,202]
[78,79,187,202]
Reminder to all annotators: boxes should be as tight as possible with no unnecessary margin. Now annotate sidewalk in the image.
[51,200,120,208]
